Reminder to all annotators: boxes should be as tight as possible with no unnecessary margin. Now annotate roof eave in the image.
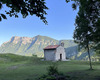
[44,48,56,50]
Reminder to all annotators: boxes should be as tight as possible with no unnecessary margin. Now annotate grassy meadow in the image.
[0,54,100,80]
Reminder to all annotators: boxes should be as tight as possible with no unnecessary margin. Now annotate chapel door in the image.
[60,54,62,60]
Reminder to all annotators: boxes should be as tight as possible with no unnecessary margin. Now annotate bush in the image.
[37,64,71,80]
[37,74,70,80]
[47,64,58,75]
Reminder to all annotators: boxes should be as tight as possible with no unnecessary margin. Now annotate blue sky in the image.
[0,0,78,45]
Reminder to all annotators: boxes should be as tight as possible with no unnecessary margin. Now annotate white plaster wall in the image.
[55,46,66,61]
[44,49,56,61]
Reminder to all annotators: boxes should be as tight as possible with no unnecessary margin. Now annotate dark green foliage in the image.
[47,64,58,75]
[38,75,68,80]
[67,0,100,54]
[73,0,95,70]
[37,64,71,80]
[0,2,2,9]
[66,0,100,70]
[0,16,1,21]
[1,14,7,19]
[0,0,48,24]
[66,0,100,69]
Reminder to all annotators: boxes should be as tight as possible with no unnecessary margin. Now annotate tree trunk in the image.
[87,43,93,70]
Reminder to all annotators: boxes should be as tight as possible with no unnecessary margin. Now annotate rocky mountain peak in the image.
[21,37,32,44]
[8,36,33,44]
[9,36,21,44]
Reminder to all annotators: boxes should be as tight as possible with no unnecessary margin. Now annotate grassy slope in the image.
[0,54,100,80]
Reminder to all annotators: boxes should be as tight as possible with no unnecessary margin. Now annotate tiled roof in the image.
[44,45,59,50]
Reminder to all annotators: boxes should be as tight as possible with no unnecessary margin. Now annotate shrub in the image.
[37,64,71,80]
[47,64,58,75]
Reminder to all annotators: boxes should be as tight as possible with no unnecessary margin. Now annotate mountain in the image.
[65,46,94,60]
[0,35,59,56]
[0,35,95,60]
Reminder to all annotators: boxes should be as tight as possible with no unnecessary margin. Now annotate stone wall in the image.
[44,49,56,61]
[55,46,66,61]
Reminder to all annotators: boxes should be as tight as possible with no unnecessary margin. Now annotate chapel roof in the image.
[44,45,59,50]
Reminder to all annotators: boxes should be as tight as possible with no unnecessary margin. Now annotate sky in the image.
[0,0,78,45]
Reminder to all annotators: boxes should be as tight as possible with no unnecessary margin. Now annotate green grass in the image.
[0,54,100,80]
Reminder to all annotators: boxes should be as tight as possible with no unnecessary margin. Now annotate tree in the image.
[73,5,93,69]
[66,0,100,46]
[66,0,100,69]
[0,0,48,24]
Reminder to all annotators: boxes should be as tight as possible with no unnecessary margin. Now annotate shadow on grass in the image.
[66,69,100,80]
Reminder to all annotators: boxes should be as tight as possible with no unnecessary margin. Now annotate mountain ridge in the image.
[0,35,76,57]
[0,35,95,60]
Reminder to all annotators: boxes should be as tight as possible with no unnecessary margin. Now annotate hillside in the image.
[65,46,95,60]
[0,35,95,60]
[0,35,77,57]
[0,54,100,80]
